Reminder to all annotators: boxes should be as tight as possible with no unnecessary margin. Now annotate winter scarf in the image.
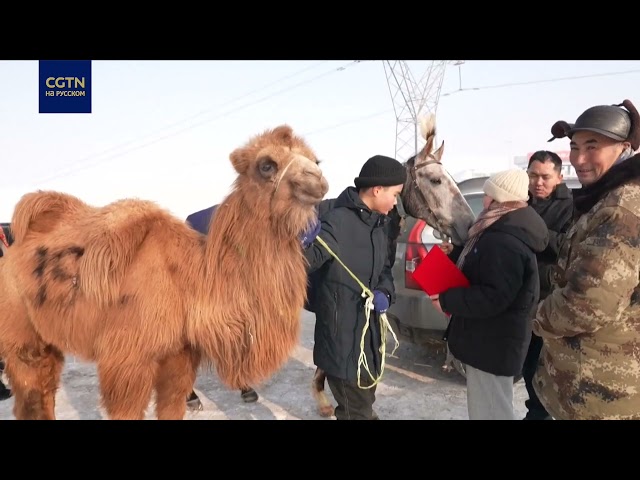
[456,200,528,270]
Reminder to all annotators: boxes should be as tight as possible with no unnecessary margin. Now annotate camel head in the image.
[229,125,329,237]
[401,114,475,246]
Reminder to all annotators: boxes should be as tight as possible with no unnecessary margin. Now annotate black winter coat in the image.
[439,206,549,377]
[527,183,573,300]
[303,187,396,382]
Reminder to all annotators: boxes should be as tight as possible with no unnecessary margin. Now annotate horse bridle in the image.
[407,153,450,241]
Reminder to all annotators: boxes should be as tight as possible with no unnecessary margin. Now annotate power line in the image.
[171,108,395,177]
[302,109,393,136]
[222,67,640,141]
[34,61,364,186]
[442,68,640,97]
[32,63,633,186]
[165,65,640,175]
[301,69,640,138]
[34,61,332,185]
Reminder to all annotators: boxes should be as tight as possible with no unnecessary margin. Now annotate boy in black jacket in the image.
[302,155,406,420]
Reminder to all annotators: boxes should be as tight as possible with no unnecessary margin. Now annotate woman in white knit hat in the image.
[430,168,549,420]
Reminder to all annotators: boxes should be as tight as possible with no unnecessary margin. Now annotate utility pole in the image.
[383,60,458,161]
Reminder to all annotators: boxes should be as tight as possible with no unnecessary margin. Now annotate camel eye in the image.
[430,178,442,185]
[257,157,277,177]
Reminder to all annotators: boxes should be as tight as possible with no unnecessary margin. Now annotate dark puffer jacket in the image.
[303,187,396,382]
[439,206,549,377]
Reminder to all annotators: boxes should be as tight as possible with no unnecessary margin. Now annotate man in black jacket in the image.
[303,155,406,420]
[521,151,573,420]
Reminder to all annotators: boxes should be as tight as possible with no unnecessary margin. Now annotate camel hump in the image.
[11,190,87,245]
[78,198,173,306]
[12,191,175,307]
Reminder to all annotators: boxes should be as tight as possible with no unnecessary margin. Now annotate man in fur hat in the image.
[534,99,640,420]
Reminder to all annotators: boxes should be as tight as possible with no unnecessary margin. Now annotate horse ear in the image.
[230,147,251,174]
[415,135,434,165]
[424,134,435,156]
[433,140,445,162]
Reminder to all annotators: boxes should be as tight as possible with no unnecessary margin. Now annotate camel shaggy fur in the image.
[0,124,329,420]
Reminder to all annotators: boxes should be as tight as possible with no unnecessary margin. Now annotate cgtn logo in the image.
[45,76,87,96]
[39,60,92,114]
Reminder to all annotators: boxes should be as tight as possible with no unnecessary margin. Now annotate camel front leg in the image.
[5,343,65,420]
[97,360,157,420]
[155,346,201,420]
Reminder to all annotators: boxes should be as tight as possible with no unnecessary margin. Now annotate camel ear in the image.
[230,147,251,174]
[433,140,445,162]
[272,125,294,146]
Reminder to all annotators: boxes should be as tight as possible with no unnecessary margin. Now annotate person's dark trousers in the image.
[522,333,551,420]
[326,374,379,420]
[0,360,11,401]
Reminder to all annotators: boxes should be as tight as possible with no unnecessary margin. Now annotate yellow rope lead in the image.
[314,235,400,389]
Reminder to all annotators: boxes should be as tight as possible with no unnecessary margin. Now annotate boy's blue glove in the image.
[372,290,390,313]
[300,219,321,249]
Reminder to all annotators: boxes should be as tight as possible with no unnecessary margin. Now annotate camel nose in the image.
[303,164,322,178]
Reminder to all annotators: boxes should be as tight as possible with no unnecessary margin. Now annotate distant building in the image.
[513,150,577,179]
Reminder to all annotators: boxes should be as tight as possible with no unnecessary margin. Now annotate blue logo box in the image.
[39,60,92,114]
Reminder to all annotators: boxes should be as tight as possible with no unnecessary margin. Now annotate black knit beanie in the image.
[354,155,407,189]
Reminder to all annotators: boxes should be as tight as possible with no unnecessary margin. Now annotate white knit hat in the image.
[483,169,530,203]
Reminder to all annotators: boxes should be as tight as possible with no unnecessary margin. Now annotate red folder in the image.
[411,245,470,296]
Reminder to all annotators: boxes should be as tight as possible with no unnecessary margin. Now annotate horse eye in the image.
[430,178,442,185]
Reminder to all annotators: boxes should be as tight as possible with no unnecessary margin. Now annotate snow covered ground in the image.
[0,311,529,420]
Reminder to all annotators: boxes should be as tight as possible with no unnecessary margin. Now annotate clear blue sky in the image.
[2,60,639,221]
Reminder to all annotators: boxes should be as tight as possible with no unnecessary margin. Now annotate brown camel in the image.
[309,114,476,417]
[0,124,329,420]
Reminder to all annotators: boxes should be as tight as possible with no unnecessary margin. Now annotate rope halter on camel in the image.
[314,235,400,389]
[274,158,297,193]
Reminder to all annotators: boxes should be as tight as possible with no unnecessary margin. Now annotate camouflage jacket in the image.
[532,154,640,420]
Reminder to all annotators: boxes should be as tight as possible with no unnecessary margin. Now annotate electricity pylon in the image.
[383,60,456,161]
